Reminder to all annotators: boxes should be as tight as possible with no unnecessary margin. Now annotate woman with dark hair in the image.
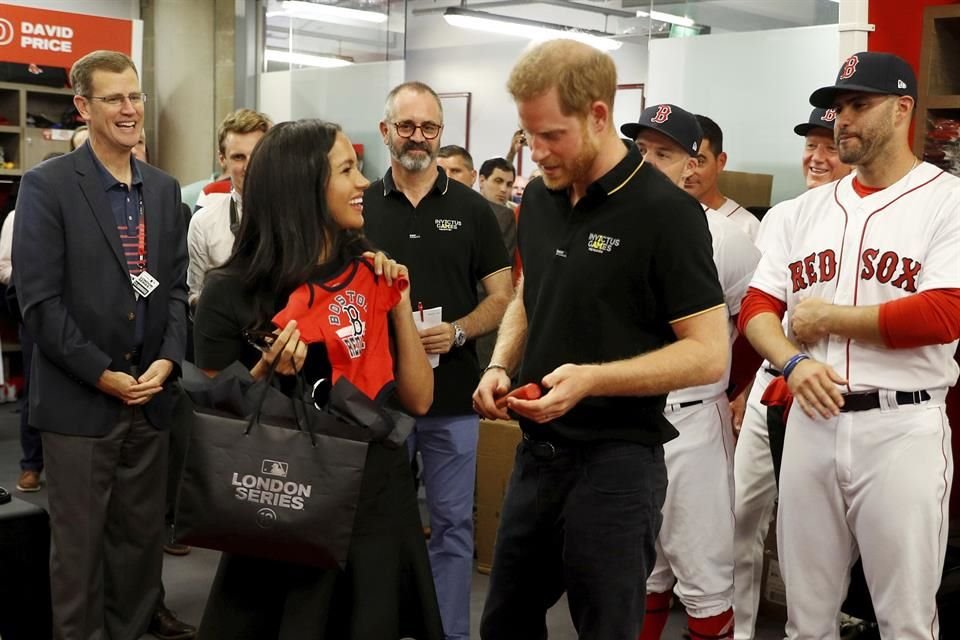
[193,119,442,639]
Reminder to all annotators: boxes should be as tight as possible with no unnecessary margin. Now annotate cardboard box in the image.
[718,170,774,208]
[475,419,522,574]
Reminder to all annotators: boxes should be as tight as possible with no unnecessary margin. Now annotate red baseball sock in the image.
[637,591,672,640]
[688,607,734,640]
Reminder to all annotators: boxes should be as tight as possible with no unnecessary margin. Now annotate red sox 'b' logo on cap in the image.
[821,109,837,122]
[839,55,859,80]
[651,105,672,124]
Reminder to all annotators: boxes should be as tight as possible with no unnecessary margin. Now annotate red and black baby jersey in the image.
[273,259,406,402]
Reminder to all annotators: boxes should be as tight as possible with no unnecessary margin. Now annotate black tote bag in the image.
[173,361,372,569]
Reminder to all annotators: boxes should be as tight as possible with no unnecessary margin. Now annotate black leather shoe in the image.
[149,603,196,640]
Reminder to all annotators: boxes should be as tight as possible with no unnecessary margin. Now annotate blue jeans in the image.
[407,414,479,640]
[480,438,668,640]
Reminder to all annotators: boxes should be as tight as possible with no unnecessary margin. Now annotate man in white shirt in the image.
[186,108,271,304]
[684,114,760,242]
[622,103,759,640]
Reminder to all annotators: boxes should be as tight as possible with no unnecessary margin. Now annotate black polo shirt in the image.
[518,142,724,445]
[363,166,511,415]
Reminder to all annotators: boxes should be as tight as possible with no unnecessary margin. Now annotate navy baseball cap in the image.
[620,104,704,157]
[810,51,917,108]
[794,107,838,136]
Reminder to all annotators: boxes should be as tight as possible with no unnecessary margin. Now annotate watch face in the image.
[454,325,466,347]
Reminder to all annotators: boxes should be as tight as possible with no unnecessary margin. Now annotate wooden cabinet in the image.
[913,4,960,174]
[0,81,77,177]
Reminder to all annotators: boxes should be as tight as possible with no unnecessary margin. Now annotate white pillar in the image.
[838,0,873,61]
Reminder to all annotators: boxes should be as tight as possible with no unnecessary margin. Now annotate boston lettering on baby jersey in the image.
[788,248,920,293]
[327,291,369,359]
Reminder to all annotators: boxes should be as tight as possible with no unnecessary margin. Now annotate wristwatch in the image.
[452,322,467,348]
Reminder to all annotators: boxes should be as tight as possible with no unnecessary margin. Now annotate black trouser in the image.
[766,404,787,487]
[480,438,668,640]
[17,325,42,472]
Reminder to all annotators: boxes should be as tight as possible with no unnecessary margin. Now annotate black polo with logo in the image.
[363,166,511,415]
[518,142,724,445]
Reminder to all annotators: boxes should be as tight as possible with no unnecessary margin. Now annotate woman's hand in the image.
[363,251,409,288]
[365,250,411,306]
[252,320,307,379]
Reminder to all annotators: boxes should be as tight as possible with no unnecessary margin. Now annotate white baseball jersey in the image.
[667,211,760,405]
[713,197,760,243]
[749,162,960,392]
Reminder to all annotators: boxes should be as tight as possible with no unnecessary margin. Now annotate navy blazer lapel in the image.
[73,152,128,276]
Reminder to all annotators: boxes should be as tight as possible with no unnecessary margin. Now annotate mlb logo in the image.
[262,459,288,478]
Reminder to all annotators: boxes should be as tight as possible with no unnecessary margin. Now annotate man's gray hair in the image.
[383,81,444,122]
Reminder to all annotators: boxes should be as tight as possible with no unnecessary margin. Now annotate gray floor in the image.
[0,402,787,639]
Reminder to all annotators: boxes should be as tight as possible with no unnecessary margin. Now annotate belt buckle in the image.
[523,434,558,460]
[532,441,557,460]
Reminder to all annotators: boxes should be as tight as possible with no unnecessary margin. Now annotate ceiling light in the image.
[442,7,622,51]
[636,9,695,28]
[267,0,388,24]
[265,49,354,67]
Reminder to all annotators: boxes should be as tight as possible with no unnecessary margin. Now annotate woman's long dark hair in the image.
[217,119,372,327]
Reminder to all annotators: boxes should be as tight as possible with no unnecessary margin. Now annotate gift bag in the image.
[174,361,371,569]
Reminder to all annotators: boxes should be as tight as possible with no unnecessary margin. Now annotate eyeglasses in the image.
[392,121,442,140]
[84,93,148,107]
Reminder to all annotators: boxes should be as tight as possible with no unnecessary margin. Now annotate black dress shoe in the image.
[149,603,197,640]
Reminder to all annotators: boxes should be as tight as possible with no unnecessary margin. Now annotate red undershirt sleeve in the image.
[878,289,960,349]
[736,287,787,336]
[728,332,765,400]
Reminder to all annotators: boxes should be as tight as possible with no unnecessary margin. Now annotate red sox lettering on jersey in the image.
[749,163,960,392]
[788,248,920,293]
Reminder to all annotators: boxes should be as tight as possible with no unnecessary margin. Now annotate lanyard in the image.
[136,195,145,272]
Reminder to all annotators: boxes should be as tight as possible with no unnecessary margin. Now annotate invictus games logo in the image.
[327,289,368,359]
[435,218,462,232]
[587,233,621,254]
[256,508,278,529]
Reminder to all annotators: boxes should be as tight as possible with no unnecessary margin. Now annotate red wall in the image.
[869,0,960,517]
[868,0,957,71]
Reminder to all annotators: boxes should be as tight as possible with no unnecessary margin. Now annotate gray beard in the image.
[396,151,432,172]
[390,140,434,172]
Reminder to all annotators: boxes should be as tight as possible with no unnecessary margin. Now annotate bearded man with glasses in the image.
[363,81,514,640]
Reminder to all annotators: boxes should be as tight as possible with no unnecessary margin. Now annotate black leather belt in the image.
[521,433,570,460]
[764,367,782,377]
[677,399,704,409]
[840,390,930,412]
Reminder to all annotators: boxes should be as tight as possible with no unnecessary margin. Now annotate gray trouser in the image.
[42,407,169,640]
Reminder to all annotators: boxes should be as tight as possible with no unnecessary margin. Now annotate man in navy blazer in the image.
[13,50,188,640]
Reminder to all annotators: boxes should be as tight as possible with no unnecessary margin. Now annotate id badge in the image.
[131,270,160,299]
